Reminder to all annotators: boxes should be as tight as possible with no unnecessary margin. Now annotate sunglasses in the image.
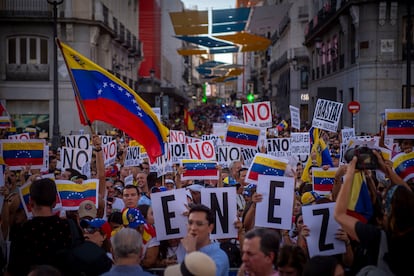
[84,227,99,234]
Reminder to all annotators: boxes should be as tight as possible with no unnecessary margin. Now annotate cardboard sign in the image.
[65,135,91,150]
[102,140,117,167]
[124,146,141,167]
[60,146,92,172]
[100,135,113,145]
[8,133,30,140]
[266,138,291,158]
[169,143,187,163]
[341,128,355,143]
[302,202,346,258]
[169,130,186,144]
[217,146,241,168]
[255,175,294,230]
[187,140,216,160]
[312,99,343,132]
[151,189,191,241]
[243,101,272,128]
[201,187,238,239]
[290,105,301,130]
[290,133,310,156]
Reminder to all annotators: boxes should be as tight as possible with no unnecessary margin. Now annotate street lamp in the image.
[47,0,63,151]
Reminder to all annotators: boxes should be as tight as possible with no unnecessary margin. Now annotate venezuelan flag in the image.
[277,120,288,131]
[225,123,260,148]
[55,179,98,209]
[385,109,414,137]
[0,116,11,129]
[143,223,157,245]
[347,172,373,223]
[313,168,337,195]
[1,140,45,169]
[392,151,414,182]
[58,40,168,163]
[181,159,218,179]
[247,153,287,183]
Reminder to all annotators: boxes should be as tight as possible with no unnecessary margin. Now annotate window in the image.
[7,36,48,65]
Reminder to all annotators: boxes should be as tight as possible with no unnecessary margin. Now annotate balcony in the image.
[0,0,51,17]
[6,64,49,81]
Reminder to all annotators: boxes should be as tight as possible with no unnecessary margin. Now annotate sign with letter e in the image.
[255,175,294,230]
[151,189,188,241]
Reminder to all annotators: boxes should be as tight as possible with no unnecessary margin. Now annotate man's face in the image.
[239,170,247,186]
[242,236,273,275]
[122,187,139,208]
[106,181,115,197]
[187,211,213,248]
[136,173,147,188]
[141,163,150,174]
[231,162,242,178]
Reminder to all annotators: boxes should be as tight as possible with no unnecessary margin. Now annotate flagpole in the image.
[56,38,95,135]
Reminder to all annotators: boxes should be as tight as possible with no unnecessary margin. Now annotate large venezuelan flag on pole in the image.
[57,40,168,162]
[346,172,373,223]
[184,109,195,131]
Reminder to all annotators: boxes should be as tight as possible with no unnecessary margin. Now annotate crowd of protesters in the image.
[0,103,413,276]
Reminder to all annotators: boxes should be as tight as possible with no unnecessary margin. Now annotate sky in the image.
[181,0,236,64]
[181,0,235,10]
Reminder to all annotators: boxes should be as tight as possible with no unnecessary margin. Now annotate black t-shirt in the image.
[8,215,72,275]
[355,221,414,276]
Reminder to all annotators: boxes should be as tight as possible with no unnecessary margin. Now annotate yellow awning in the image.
[177,48,208,56]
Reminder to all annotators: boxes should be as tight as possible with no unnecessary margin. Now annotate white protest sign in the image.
[241,147,259,168]
[100,135,113,145]
[266,138,291,158]
[341,128,355,143]
[202,135,222,148]
[185,136,202,144]
[169,130,186,144]
[255,175,294,230]
[201,187,238,239]
[212,123,227,138]
[290,105,301,130]
[243,101,272,128]
[102,140,117,167]
[302,202,346,258]
[151,188,188,241]
[187,140,216,161]
[169,143,187,163]
[217,146,241,168]
[65,134,91,150]
[60,146,92,172]
[290,133,310,156]
[312,99,343,132]
[124,146,141,167]
[8,133,30,140]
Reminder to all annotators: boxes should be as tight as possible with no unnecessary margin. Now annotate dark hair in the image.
[108,211,123,225]
[29,265,62,276]
[277,245,307,275]
[30,178,57,207]
[65,168,81,179]
[189,204,215,225]
[387,185,414,236]
[303,255,341,276]
[238,167,248,177]
[123,184,139,194]
[244,228,280,267]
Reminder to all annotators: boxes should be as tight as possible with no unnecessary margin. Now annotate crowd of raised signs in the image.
[0,102,413,276]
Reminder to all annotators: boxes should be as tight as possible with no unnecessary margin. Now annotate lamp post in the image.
[47,0,63,150]
[406,1,412,108]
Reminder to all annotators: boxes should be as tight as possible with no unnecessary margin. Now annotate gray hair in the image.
[111,228,143,259]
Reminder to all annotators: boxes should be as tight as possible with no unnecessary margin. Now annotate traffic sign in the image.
[347,101,360,114]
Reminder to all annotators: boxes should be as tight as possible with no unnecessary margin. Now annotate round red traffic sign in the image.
[347,101,360,114]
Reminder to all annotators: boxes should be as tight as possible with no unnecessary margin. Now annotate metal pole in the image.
[48,0,63,150]
[406,1,412,108]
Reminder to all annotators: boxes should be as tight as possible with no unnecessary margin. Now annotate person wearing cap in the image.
[101,228,153,276]
[300,191,321,206]
[186,183,204,204]
[78,199,98,220]
[165,179,175,190]
[165,251,216,276]
[177,204,229,276]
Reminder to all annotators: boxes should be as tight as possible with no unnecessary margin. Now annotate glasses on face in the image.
[84,227,99,234]
[187,220,209,227]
